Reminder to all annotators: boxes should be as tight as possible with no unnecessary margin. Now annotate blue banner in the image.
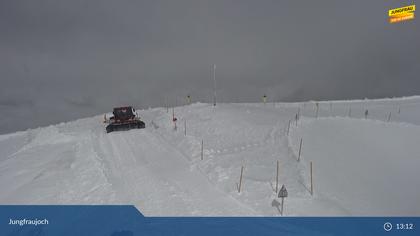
[0,205,418,236]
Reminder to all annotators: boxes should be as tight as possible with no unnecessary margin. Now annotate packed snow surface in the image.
[1,96,420,216]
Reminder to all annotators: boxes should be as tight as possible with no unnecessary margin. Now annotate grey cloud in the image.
[0,0,419,133]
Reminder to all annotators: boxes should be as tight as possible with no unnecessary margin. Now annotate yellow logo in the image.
[388,5,415,23]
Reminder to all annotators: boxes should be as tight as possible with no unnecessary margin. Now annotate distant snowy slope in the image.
[0,96,419,216]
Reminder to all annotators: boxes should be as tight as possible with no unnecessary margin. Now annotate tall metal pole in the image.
[213,64,217,106]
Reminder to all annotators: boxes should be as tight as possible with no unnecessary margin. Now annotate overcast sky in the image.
[0,0,419,134]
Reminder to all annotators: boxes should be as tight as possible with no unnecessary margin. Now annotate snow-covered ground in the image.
[0,96,419,216]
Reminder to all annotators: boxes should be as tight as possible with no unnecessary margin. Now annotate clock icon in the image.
[384,222,393,232]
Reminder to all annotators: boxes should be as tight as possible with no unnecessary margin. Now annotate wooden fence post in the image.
[298,138,303,162]
[172,107,177,130]
[238,166,244,193]
[310,161,313,196]
[287,120,291,136]
[297,108,300,121]
[387,112,391,122]
[276,160,279,193]
[172,107,175,120]
[184,119,187,136]
[201,139,204,160]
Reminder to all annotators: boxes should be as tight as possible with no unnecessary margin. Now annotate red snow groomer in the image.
[106,106,145,133]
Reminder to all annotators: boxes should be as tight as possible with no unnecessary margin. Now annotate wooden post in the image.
[172,107,176,130]
[276,160,279,193]
[298,138,303,162]
[172,107,175,120]
[387,112,391,122]
[295,113,298,126]
[297,108,300,121]
[238,166,244,193]
[310,161,313,196]
[315,103,319,118]
[201,139,204,160]
[348,107,352,117]
[398,107,401,114]
[287,120,291,136]
[184,119,187,136]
